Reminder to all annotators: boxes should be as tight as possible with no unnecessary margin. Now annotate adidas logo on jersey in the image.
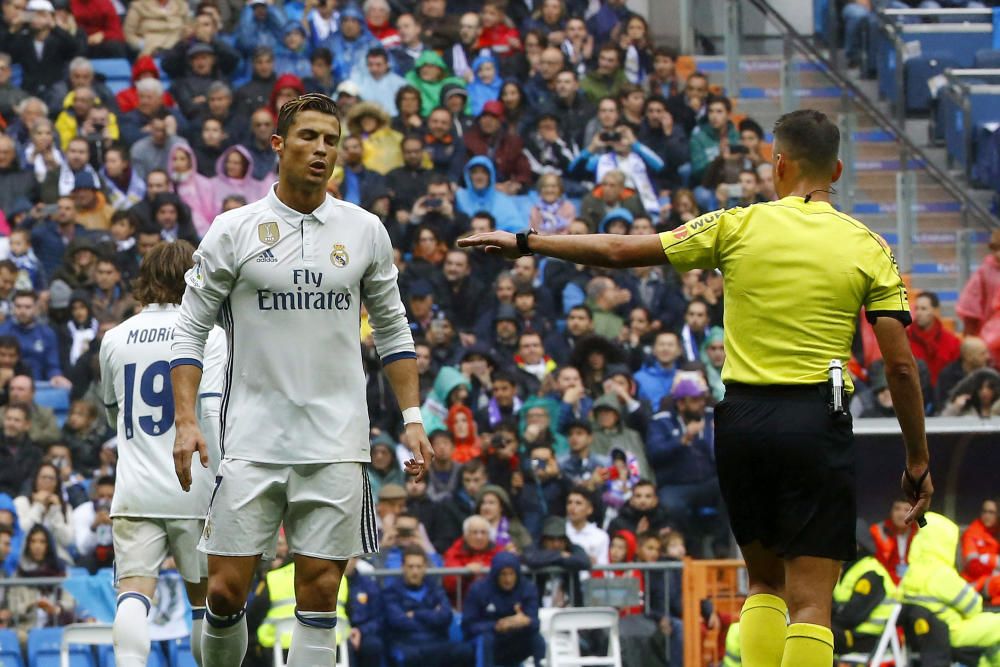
[257,249,278,263]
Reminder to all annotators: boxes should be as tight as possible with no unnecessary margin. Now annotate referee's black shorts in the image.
[714,383,856,562]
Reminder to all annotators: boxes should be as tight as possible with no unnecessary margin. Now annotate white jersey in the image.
[170,187,414,464]
[100,304,226,519]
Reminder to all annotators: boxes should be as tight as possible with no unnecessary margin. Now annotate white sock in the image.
[113,593,151,667]
[201,604,248,667]
[286,609,338,667]
[191,607,205,666]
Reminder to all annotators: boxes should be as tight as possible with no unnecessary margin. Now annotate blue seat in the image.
[165,636,196,667]
[0,628,24,667]
[27,628,93,667]
[90,58,132,82]
[96,642,166,667]
[34,384,70,427]
[975,49,1000,69]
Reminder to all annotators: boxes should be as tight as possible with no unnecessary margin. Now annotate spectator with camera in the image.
[70,474,114,571]
[572,124,664,219]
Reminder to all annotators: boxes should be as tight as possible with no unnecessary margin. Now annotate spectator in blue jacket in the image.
[273,21,313,80]
[456,156,521,233]
[633,330,681,411]
[235,0,286,57]
[29,197,92,279]
[0,291,69,387]
[383,546,474,667]
[346,565,384,667]
[462,551,545,667]
[325,5,379,82]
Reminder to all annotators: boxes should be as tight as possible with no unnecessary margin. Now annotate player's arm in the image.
[171,220,236,491]
[98,336,117,427]
[362,223,432,478]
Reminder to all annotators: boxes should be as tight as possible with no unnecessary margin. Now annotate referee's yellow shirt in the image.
[659,196,910,390]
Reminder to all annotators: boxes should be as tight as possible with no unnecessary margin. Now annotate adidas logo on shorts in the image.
[257,249,278,263]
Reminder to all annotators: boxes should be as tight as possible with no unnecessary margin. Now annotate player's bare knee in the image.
[207,577,247,615]
[294,566,342,611]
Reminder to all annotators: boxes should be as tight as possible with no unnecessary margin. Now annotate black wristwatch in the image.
[516,228,537,256]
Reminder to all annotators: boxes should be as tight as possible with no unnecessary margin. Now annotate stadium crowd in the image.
[0,0,988,663]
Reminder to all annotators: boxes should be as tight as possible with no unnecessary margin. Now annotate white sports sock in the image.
[201,604,248,667]
[191,607,205,666]
[286,609,338,667]
[113,593,151,667]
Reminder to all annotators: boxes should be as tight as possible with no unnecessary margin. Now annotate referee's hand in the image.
[402,422,434,483]
[174,421,209,492]
[457,231,520,259]
[901,462,933,526]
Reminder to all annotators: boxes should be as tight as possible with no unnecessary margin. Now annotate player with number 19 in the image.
[99,241,226,667]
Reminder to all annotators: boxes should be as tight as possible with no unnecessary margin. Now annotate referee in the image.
[460,109,933,667]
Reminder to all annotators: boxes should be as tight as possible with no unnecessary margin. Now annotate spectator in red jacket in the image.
[70,0,127,58]
[961,498,1000,606]
[476,0,521,57]
[870,497,918,584]
[443,514,502,602]
[115,56,175,114]
[908,291,961,388]
[462,100,531,195]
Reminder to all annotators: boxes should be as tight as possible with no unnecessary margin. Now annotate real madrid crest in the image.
[331,243,349,268]
[258,222,280,245]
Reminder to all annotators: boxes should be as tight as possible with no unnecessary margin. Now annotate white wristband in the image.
[402,407,423,425]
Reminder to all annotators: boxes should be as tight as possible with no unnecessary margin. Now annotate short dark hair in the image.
[137,222,162,238]
[0,336,20,352]
[739,118,764,140]
[367,47,389,62]
[708,95,732,114]
[132,240,195,306]
[568,304,593,320]
[492,370,516,387]
[12,289,36,303]
[654,330,680,345]
[105,143,130,162]
[5,402,30,421]
[0,259,16,275]
[773,109,840,178]
[110,210,137,228]
[402,544,427,562]
[634,479,656,493]
[917,291,940,308]
[653,45,677,61]
[462,458,485,476]
[276,92,340,139]
[95,475,115,489]
[311,47,332,65]
[470,211,496,229]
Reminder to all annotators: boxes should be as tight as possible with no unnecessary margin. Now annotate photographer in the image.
[408,175,468,248]
[70,474,115,572]
[570,124,664,220]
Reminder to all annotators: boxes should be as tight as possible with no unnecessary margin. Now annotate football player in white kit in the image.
[99,241,226,667]
[170,93,433,666]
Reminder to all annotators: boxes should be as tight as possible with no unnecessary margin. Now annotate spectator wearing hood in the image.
[438,84,473,137]
[476,484,532,553]
[463,101,531,194]
[273,21,312,80]
[326,5,380,81]
[350,47,407,117]
[70,171,113,232]
[456,156,520,232]
[466,53,502,117]
[212,145,272,213]
[150,192,199,245]
[347,102,404,176]
[167,143,215,236]
[445,403,481,464]
[234,0,286,57]
[463,552,545,667]
[443,514,502,600]
[406,51,466,117]
[590,393,652,480]
[524,516,590,607]
[519,396,568,457]
[368,436,406,501]
[420,366,471,435]
[115,56,175,114]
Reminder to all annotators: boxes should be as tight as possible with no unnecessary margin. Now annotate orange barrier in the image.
[682,558,747,667]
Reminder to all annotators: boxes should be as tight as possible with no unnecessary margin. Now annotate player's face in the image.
[274,110,340,190]
[982,501,998,529]
[402,554,426,586]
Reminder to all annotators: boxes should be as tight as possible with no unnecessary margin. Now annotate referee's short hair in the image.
[277,92,341,138]
[773,109,840,178]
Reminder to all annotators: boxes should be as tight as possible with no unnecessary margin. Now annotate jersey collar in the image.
[142,303,180,312]
[779,195,835,211]
[267,184,335,226]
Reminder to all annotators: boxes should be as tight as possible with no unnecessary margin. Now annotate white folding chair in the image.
[270,617,349,667]
[60,623,114,667]
[838,602,906,667]
[546,607,622,667]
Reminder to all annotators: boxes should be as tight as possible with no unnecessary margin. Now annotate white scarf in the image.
[23,144,64,183]
[68,318,98,366]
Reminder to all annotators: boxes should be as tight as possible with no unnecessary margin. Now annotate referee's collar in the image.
[266,184,335,226]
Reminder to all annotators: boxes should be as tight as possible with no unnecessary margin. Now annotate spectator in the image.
[0,403,42,498]
[169,43,219,120]
[346,102,404,175]
[0,52,27,121]
[462,552,545,667]
[406,51,465,117]
[701,326,725,402]
[690,95,741,188]
[150,192,199,244]
[57,290,98,372]
[43,443,86,508]
[7,229,44,292]
[13,462,73,562]
[961,498,999,606]
[463,100,531,194]
[908,291,961,389]
[54,85,118,152]
[599,207,633,235]
[383,546,473,667]
[442,514,501,599]
[122,0,189,56]
[100,144,146,212]
[466,53,503,117]
[641,95,688,192]
[115,56,174,115]
[679,298,711,362]
[127,168,171,226]
[71,171,114,231]
[243,108,278,180]
[416,0,459,52]
[30,197,90,279]
[0,136,36,218]
[211,145,271,213]
[870,497,918,585]
[351,47,407,116]
[167,143,215,237]
[234,0,284,57]
[61,399,107,475]
[426,429,461,502]
[369,439,406,501]
[129,110,189,181]
[476,484,531,553]
[607,479,676,537]
[647,46,679,98]
[273,21,311,80]
[234,46,276,118]
[635,330,681,410]
[523,46,563,109]
[590,393,651,480]
[390,13,426,76]
[580,169,647,230]
[581,44,626,104]
[0,291,68,385]
[301,47,335,97]
[0,375,60,446]
[455,156,520,231]
[565,487,608,565]
[666,71,709,137]
[303,0,337,50]
[8,0,77,99]
[420,108,464,181]
[159,10,238,79]
[585,276,627,339]
[326,5,379,82]
[524,516,590,607]
[379,510,444,569]
[446,403,481,463]
[339,134,388,207]
[941,368,1000,417]
[524,118,579,187]
[8,525,72,641]
[540,69,595,149]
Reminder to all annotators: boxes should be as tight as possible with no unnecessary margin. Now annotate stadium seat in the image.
[34,384,70,426]
[165,636,196,667]
[0,628,24,667]
[546,607,622,667]
[90,59,131,86]
[96,641,167,667]
[836,602,904,666]
[27,627,93,667]
[974,49,1000,69]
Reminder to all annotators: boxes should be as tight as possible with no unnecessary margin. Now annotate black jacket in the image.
[541,92,595,148]
[0,436,42,497]
[7,27,78,98]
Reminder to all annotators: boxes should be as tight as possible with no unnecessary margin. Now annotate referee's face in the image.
[275,110,340,189]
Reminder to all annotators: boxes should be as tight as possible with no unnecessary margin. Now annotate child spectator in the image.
[467,54,503,117]
[639,531,685,666]
[565,487,609,566]
[7,229,45,291]
[594,530,645,615]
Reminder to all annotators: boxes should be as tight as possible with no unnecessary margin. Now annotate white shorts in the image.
[199,459,378,561]
[112,517,207,584]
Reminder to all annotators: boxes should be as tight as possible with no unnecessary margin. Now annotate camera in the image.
[425,197,442,209]
[532,458,546,472]
[396,526,414,538]
[600,131,621,143]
